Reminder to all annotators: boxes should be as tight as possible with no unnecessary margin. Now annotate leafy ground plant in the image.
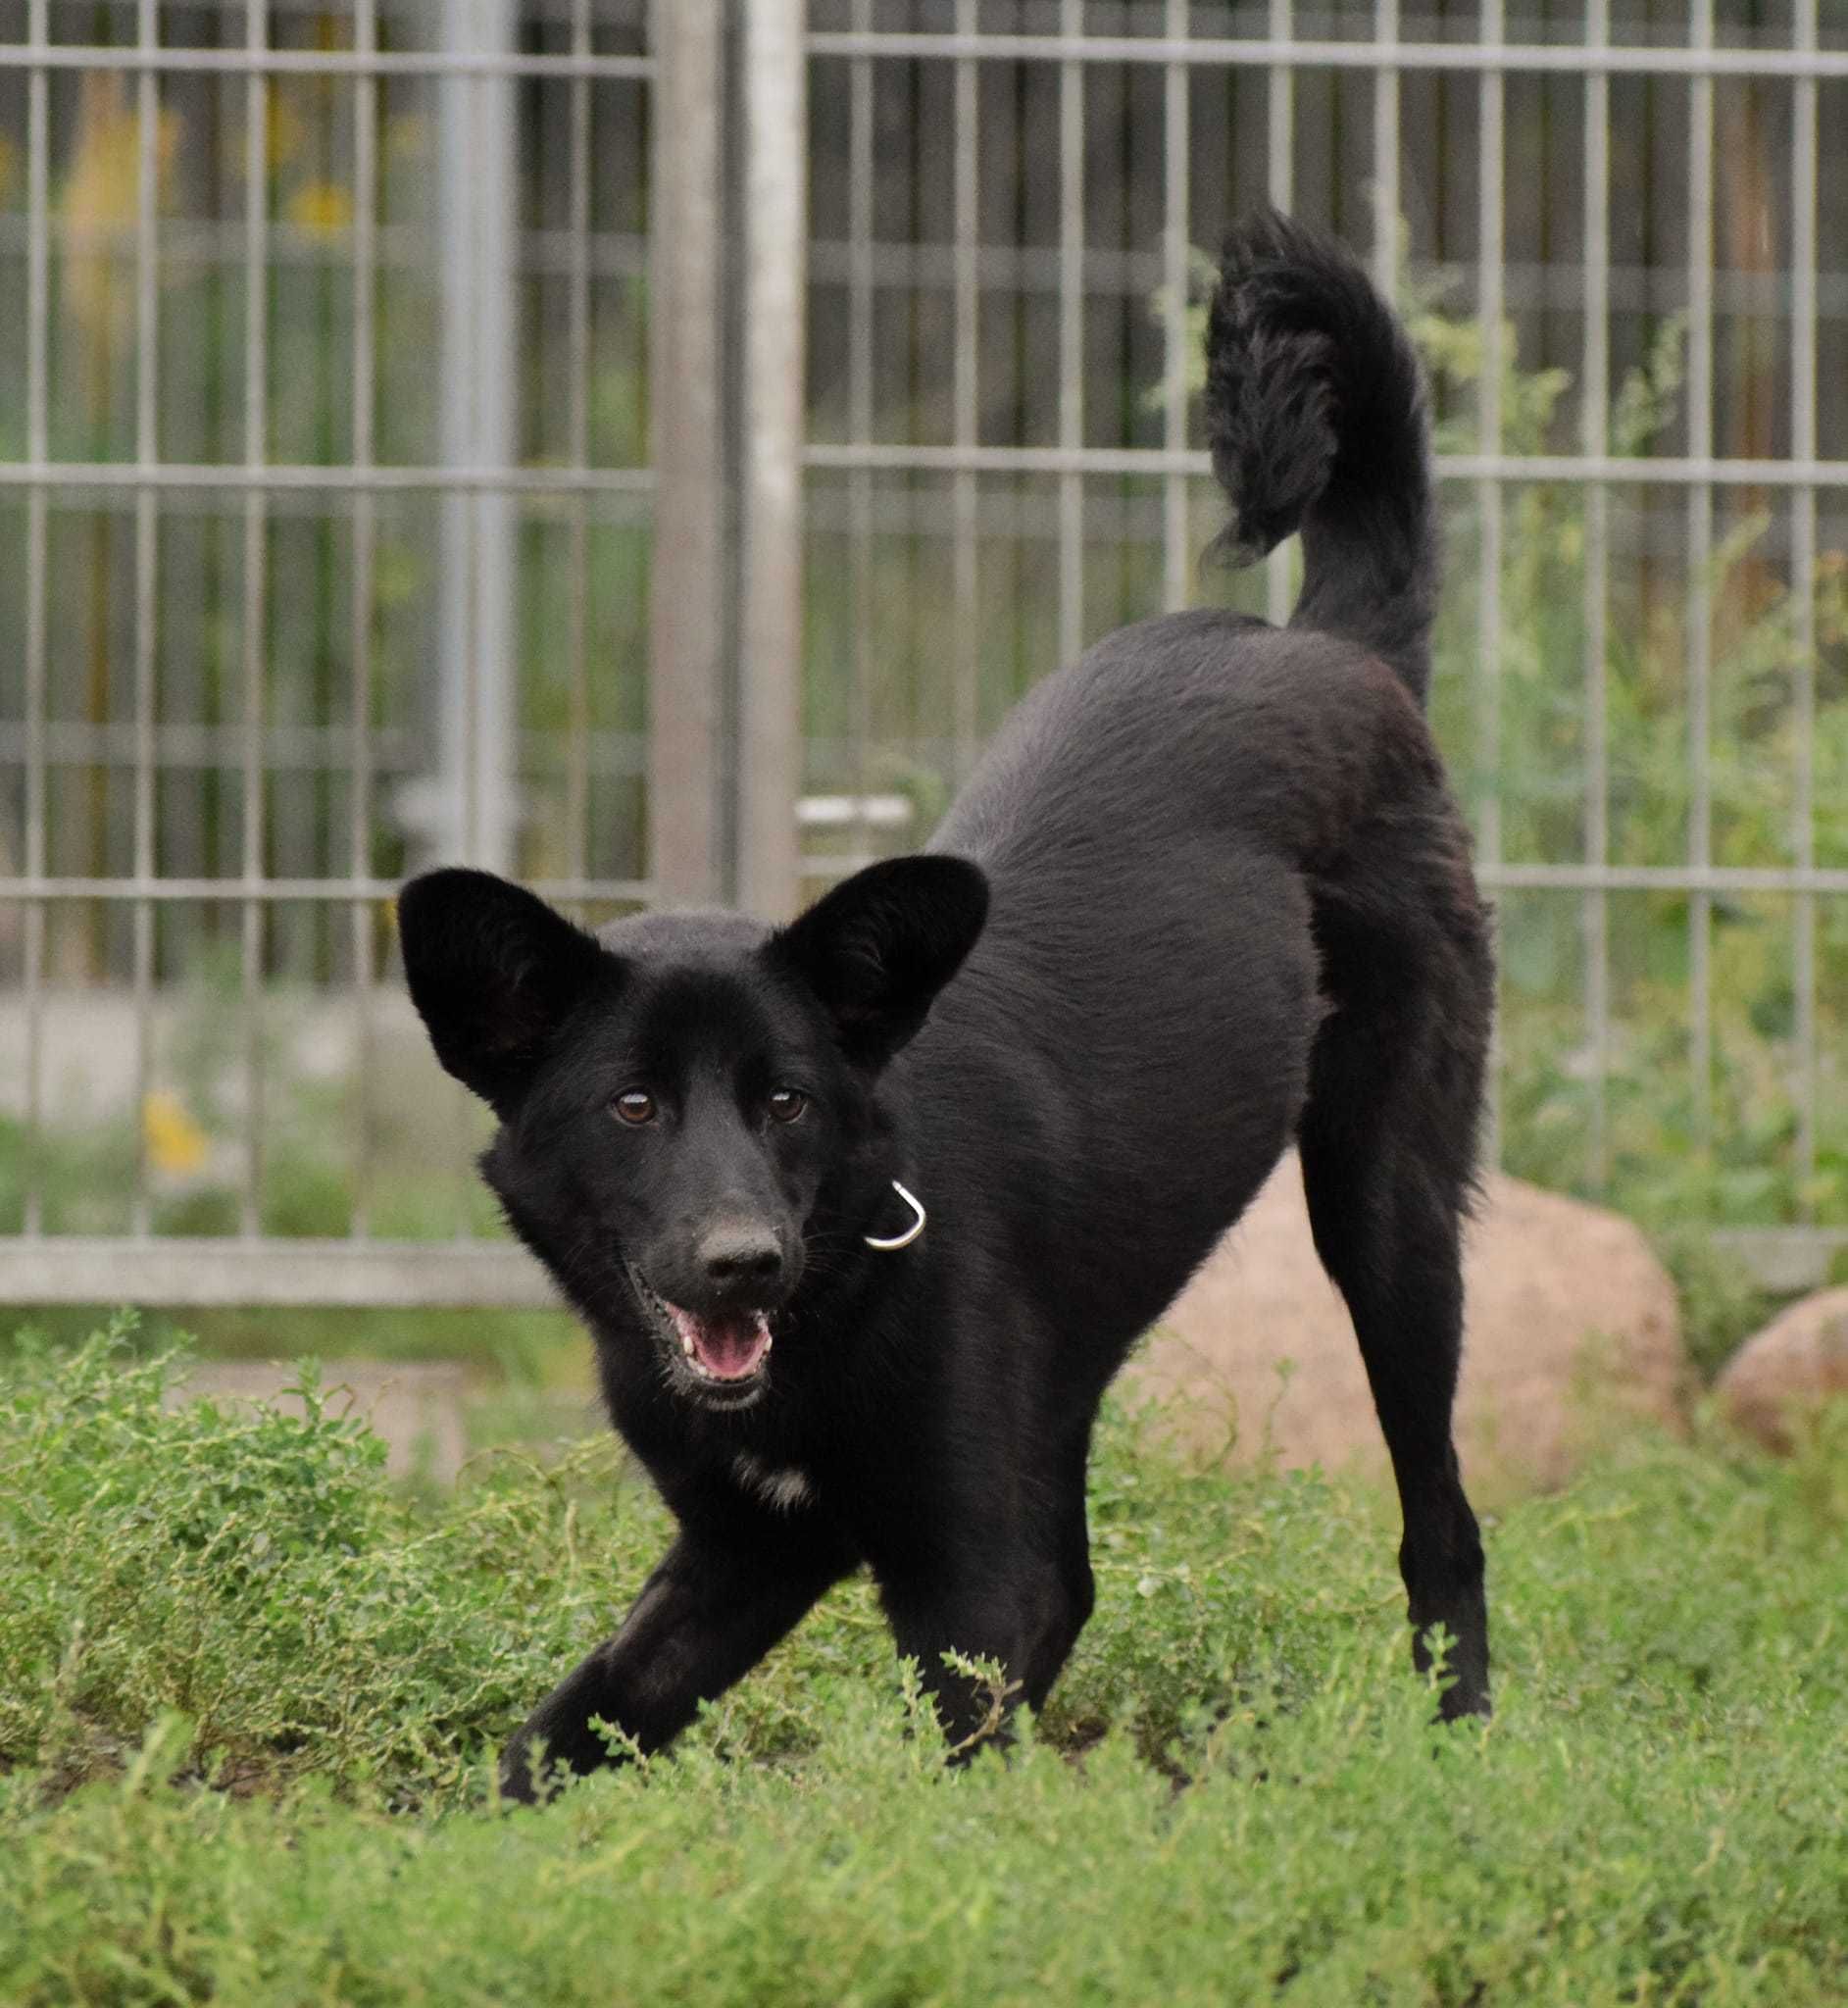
[4,1330,1848,2005]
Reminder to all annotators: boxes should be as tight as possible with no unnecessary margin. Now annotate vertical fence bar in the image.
[459,50,483,873]
[131,0,160,1238]
[566,0,593,904]
[738,0,807,918]
[240,0,268,1240]
[479,1,519,882]
[437,8,473,877]
[1161,0,1189,613]
[1790,0,1819,1205]
[1057,0,1084,666]
[436,0,517,878]
[1476,0,1505,1168]
[1686,0,1715,1152]
[1373,0,1401,296]
[950,0,978,779]
[1582,0,1611,1190]
[1265,0,1293,628]
[649,0,724,905]
[449,15,491,1237]
[22,0,49,1237]
[848,0,875,846]
[348,0,377,1237]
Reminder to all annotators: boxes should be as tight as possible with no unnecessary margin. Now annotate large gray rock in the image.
[1125,1153,1686,1491]
[1715,1287,1848,1453]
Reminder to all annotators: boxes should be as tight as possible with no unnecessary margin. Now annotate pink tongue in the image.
[676,1307,770,1380]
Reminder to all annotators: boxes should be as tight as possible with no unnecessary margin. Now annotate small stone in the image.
[1715,1288,1848,1454]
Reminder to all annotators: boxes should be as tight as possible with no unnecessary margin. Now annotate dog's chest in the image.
[731,1449,816,1515]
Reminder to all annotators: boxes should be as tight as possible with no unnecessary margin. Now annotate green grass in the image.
[4,1330,1848,2004]
[0,1297,584,1383]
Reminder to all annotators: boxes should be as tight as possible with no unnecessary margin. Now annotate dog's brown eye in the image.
[767,1088,807,1124]
[613,1090,657,1126]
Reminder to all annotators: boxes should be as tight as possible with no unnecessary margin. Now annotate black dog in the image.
[400,213,1493,1803]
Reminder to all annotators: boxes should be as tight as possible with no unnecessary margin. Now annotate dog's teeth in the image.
[680,1333,695,1357]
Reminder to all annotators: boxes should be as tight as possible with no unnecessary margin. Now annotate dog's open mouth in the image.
[664,1302,774,1384]
[627,1267,774,1399]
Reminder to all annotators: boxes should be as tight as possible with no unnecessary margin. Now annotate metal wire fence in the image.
[0,0,1842,1304]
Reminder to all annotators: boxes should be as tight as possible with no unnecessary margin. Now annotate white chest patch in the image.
[733,1452,814,1514]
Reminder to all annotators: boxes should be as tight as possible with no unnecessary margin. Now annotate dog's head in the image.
[397,857,988,1412]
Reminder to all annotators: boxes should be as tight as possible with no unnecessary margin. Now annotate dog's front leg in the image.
[500,1530,842,1803]
[879,1572,1052,1757]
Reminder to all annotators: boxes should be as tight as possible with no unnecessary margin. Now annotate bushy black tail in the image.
[1204,210,1437,706]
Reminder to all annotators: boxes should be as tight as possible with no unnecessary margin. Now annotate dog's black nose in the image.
[698,1226,784,1293]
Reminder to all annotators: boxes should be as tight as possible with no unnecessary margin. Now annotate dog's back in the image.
[921,215,1489,1401]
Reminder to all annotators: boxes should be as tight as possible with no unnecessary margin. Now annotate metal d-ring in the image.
[864,1179,926,1252]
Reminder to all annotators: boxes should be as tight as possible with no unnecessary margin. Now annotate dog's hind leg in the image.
[1296,878,1493,1720]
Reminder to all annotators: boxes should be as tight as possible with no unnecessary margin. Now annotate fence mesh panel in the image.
[0,0,1841,1302]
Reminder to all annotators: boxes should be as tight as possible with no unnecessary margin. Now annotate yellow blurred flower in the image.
[287,178,354,239]
[268,92,306,172]
[143,1090,209,1179]
[62,73,182,361]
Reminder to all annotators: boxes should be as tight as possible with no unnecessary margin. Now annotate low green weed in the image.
[3,1330,1847,2005]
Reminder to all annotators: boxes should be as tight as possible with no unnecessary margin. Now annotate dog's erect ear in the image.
[397,868,612,1114]
[770,854,989,1068]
